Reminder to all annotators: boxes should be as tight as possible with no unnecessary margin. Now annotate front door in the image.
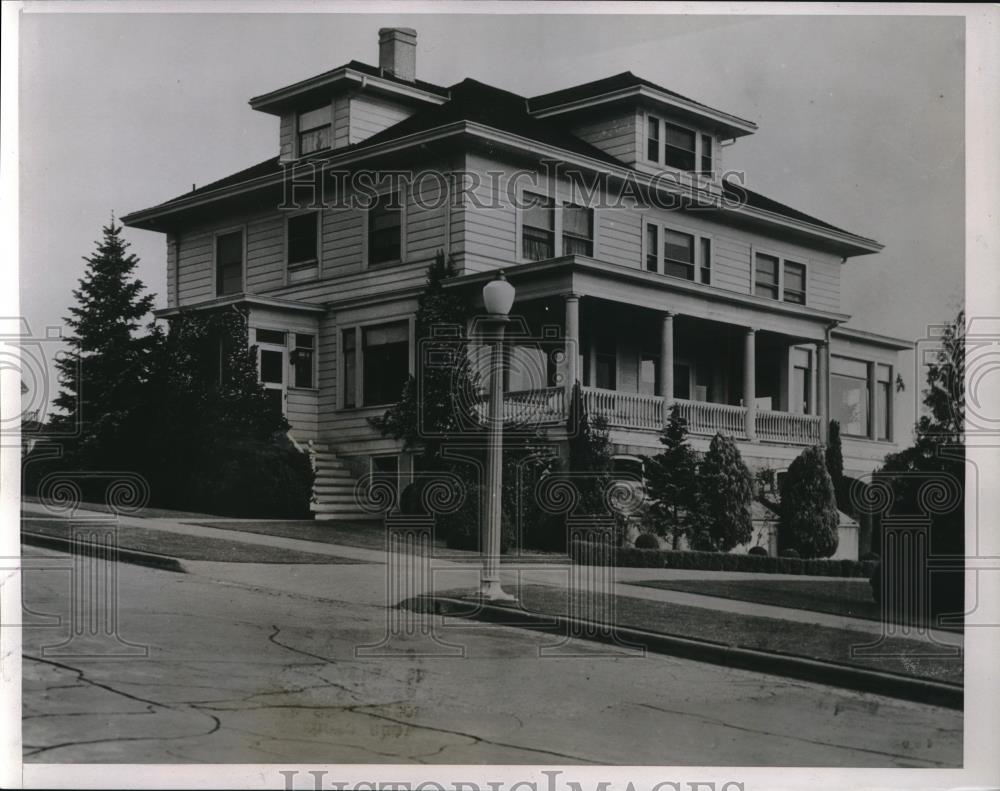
[255,328,287,417]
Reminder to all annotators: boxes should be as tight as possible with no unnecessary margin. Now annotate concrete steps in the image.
[307,441,379,521]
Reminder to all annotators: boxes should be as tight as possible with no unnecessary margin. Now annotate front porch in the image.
[480,286,832,450]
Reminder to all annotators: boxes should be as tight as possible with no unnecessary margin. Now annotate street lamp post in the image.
[480,271,516,602]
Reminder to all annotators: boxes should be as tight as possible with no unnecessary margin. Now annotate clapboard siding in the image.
[175,227,215,305]
[598,207,642,268]
[279,114,294,160]
[349,95,411,145]
[570,109,640,166]
[286,389,318,441]
[246,214,286,292]
[166,233,178,308]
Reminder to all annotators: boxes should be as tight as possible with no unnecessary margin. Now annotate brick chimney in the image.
[378,28,417,82]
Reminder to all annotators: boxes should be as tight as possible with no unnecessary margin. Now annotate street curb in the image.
[420,594,963,711]
[21,531,188,574]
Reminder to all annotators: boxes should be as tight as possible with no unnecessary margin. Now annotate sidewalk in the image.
[20,499,964,704]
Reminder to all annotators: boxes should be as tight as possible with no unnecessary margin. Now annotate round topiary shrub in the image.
[779,445,840,559]
[748,546,768,557]
[779,548,800,558]
[634,532,659,549]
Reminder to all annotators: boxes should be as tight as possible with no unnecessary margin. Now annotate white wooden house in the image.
[123,28,912,520]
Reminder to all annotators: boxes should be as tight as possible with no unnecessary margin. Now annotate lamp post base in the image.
[479,578,518,603]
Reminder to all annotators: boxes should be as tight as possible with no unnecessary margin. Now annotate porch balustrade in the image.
[754,407,822,444]
[672,399,748,439]
[582,387,665,431]
[489,386,820,445]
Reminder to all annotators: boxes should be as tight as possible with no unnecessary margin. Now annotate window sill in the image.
[366,259,406,270]
[288,386,320,393]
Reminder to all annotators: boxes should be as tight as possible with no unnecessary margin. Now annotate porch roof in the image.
[446,255,850,343]
[154,293,326,320]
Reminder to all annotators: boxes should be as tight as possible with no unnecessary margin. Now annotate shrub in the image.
[634,532,659,549]
[779,548,800,558]
[698,433,754,551]
[748,546,768,557]
[191,439,314,519]
[568,541,865,577]
[779,445,840,558]
[860,551,880,561]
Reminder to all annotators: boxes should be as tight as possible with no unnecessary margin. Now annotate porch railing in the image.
[501,387,565,425]
[755,408,822,444]
[672,399,748,439]
[491,387,821,445]
[582,387,665,431]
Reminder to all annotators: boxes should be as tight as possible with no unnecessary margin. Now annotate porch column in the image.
[817,338,830,443]
[660,311,674,423]
[564,294,580,404]
[743,327,757,441]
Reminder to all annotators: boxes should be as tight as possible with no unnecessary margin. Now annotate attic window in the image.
[664,123,696,171]
[298,106,332,155]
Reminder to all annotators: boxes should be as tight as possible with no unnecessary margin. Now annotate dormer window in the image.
[700,134,713,176]
[645,114,715,176]
[298,106,332,155]
[664,123,696,171]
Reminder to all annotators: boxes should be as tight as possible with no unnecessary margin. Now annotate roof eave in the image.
[249,67,448,115]
[531,85,758,138]
[123,120,881,256]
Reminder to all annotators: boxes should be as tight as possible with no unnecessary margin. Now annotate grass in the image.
[187,519,569,563]
[22,518,371,565]
[624,578,963,634]
[443,583,963,686]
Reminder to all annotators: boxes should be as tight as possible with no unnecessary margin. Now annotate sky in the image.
[18,10,965,409]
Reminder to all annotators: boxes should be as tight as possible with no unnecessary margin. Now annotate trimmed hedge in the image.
[568,540,876,578]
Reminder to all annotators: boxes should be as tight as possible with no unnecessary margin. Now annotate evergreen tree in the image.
[825,419,844,486]
[877,309,964,617]
[642,403,700,549]
[698,432,754,551]
[566,381,615,518]
[779,445,840,558]
[371,251,478,461]
[49,220,156,473]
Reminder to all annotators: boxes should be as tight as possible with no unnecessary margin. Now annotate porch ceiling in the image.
[447,256,847,343]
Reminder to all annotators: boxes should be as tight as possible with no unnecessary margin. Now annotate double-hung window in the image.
[647,116,661,162]
[754,253,780,299]
[664,123,697,171]
[298,106,332,155]
[645,225,659,272]
[562,204,594,256]
[522,192,555,261]
[287,212,319,282]
[362,322,410,407]
[341,330,357,408]
[783,261,806,304]
[663,229,696,281]
[291,333,315,389]
[215,230,243,296]
[368,192,402,266]
[700,134,713,176]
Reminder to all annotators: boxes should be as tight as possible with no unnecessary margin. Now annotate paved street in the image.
[21,542,962,766]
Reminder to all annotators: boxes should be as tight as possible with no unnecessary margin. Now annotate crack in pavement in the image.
[22,655,223,759]
[630,701,952,767]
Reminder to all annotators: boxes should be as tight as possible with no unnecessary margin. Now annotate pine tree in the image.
[779,445,840,558]
[698,432,754,551]
[642,403,699,549]
[50,220,156,471]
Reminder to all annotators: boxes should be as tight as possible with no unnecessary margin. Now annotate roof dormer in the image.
[249,29,449,161]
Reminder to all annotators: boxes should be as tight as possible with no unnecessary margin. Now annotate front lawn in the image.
[623,578,963,633]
